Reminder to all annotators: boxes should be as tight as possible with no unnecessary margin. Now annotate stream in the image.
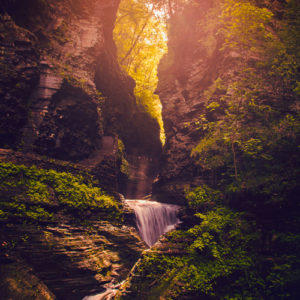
[83,199,180,300]
[125,199,180,247]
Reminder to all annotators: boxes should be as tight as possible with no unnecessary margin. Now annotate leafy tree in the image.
[114,0,168,143]
[220,0,273,55]
[192,0,300,197]
[187,1,300,293]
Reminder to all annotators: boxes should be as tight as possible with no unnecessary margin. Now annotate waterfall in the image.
[125,200,180,247]
[82,200,180,299]
[82,282,121,300]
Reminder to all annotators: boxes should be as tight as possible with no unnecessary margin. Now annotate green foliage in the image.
[186,184,222,211]
[0,162,120,222]
[52,20,70,45]
[127,185,300,299]
[60,72,105,103]
[128,202,258,298]
[220,0,273,53]
[117,139,130,176]
[192,0,300,202]
[180,2,300,298]
[114,0,167,144]
[123,1,300,298]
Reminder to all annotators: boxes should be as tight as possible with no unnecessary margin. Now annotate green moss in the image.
[0,162,120,222]
[52,20,70,45]
[126,206,253,298]
[59,72,105,104]
[121,185,300,299]
[117,139,130,176]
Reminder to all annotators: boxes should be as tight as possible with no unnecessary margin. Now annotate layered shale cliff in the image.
[0,0,161,193]
[0,1,159,298]
[153,1,219,203]
[153,0,289,203]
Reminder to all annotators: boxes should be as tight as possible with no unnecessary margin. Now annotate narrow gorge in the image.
[1,0,299,299]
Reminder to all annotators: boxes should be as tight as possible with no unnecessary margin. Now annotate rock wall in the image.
[0,149,146,299]
[153,1,232,203]
[1,218,145,300]
[0,0,161,188]
[0,0,109,160]
[0,1,160,298]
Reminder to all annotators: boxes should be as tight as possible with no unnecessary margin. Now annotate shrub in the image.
[0,162,120,222]
[186,185,222,212]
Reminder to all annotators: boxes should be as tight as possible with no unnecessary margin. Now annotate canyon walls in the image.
[153,1,220,203]
[153,0,290,204]
[117,1,300,297]
[0,3,161,295]
[0,0,161,193]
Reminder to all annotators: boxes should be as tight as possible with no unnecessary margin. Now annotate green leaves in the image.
[192,0,300,195]
[186,184,222,212]
[220,0,273,53]
[114,0,167,143]
[118,1,300,299]
[124,181,300,299]
[0,162,120,222]
[131,200,257,298]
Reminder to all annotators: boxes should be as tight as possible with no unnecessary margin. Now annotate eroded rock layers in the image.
[0,1,159,298]
[0,0,161,193]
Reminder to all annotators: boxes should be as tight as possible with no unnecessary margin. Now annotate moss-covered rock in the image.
[0,159,145,299]
[0,161,121,222]
[117,190,300,299]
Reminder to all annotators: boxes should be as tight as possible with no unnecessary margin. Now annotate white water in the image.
[82,290,115,300]
[82,282,121,300]
[83,200,180,300]
[125,199,180,247]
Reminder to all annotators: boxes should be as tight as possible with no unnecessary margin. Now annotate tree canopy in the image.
[114,0,169,144]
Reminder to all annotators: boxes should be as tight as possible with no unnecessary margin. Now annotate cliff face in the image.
[0,0,161,186]
[1,220,145,300]
[0,151,146,299]
[0,4,162,296]
[154,0,278,203]
[153,1,220,203]
[1,0,110,160]
[154,0,297,205]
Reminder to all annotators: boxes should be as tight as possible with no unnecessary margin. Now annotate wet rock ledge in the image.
[0,150,145,300]
[1,220,144,300]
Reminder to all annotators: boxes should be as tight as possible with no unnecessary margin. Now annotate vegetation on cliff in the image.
[0,162,120,222]
[118,0,300,299]
[0,0,299,298]
[0,161,145,300]
[121,184,299,299]
[192,0,300,189]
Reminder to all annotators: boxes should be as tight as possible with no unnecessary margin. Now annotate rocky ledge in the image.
[1,219,145,300]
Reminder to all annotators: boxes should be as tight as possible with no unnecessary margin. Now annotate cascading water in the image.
[83,199,180,299]
[125,199,180,247]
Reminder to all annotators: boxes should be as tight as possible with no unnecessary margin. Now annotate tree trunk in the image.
[231,141,238,181]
